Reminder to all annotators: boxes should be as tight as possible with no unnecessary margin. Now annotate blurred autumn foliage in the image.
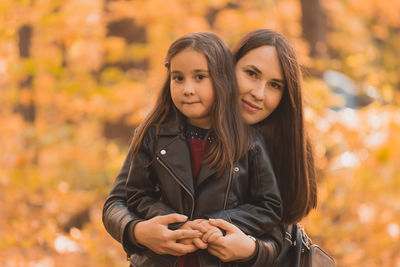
[1,0,399,266]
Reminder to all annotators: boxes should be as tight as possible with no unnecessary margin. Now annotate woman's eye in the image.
[270,82,282,90]
[245,69,258,78]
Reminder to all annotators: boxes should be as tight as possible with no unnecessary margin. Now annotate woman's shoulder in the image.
[248,128,267,151]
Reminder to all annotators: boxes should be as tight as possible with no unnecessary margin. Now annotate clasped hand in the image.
[178,218,256,262]
[134,214,256,262]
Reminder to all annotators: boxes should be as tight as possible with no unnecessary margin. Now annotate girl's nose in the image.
[183,82,195,96]
[250,83,265,100]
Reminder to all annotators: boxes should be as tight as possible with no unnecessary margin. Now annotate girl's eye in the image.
[245,69,258,79]
[172,75,184,82]
[269,82,282,90]
[195,74,207,81]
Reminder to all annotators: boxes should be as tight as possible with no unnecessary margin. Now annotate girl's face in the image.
[235,45,285,125]
[170,48,215,129]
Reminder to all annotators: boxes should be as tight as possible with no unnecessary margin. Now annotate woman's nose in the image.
[250,83,265,100]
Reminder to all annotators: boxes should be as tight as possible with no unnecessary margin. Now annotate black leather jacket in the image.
[103,117,283,266]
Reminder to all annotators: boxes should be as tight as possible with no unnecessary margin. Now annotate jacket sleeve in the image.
[102,147,146,255]
[126,129,177,219]
[205,132,282,237]
[241,225,284,267]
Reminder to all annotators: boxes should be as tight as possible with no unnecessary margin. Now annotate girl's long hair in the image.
[131,32,252,175]
[233,29,317,224]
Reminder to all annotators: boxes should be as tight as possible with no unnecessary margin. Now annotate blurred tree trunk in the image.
[300,0,327,58]
[101,0,148,144]
[16,25,36,122]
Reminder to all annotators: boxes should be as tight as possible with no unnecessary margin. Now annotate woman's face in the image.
[235,45,285,125]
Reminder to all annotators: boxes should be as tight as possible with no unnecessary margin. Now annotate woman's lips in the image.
[242,99,262,112]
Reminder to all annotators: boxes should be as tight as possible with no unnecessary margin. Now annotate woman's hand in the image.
[206,218,256,262]
[134,213,204,256]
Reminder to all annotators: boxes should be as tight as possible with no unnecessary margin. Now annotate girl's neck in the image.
[186,123,208,132]
[187,118,211,130]
[186,123,213,143]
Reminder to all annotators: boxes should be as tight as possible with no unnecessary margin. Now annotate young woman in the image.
[120,31,282,266]
[102,29,317,266]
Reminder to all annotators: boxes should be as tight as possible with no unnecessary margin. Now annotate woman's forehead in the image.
[238,46,283,79]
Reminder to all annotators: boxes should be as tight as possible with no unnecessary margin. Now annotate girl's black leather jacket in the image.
[103,116,283,267]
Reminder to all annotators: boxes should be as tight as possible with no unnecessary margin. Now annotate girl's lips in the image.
[242,99,262,112]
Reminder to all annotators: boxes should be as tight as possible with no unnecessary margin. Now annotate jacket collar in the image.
[158,112,185,136]
[196,163,217,188]
[156,111,218,190]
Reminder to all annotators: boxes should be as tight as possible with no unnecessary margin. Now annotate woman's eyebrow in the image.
[248,65,262,74]
[271,78,285,84]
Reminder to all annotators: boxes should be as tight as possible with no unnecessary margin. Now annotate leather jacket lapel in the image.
[196,163,217,188]
[156,135,194,195]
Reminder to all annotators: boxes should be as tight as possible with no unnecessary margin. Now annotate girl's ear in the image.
[165,62,170,68]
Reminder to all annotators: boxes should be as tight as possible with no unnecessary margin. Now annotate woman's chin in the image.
[242,114,257,125]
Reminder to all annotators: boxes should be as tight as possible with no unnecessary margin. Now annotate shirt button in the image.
[160,149,166,155]
[234,167,239,172]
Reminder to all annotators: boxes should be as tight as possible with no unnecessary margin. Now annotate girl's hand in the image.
[178,220,208,249]
[197,220,223,244]
[206,218,256,262]
[134,213,203,256]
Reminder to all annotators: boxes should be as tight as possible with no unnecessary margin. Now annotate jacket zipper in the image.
[156,158,234,267]
[157,156,194,267]
[223,167,233,209]
[156,156,195,219]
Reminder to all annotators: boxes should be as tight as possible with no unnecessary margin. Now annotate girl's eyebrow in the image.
[193,69,209,73]
[170,69,209,73]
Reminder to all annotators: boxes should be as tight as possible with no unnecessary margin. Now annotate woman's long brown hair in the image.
[130,32,252,175]
[233,29,317,225]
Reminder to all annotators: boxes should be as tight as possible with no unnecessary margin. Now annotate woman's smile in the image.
[241,99,262,112]
[183,101,201,105]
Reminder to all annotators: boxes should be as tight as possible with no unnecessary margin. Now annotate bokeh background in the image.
[1,0,400,266]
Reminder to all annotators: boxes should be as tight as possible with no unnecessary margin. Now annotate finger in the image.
[166,242,197,256]
[156,213,188,224]
[208,218,238,233]
[169,229,202,240]
[190,222,208,233]
[178,238,194,245]
[202,229,222,243]
[207,231,222,243]
[192,218,207,224]
[193,237,208,249]
[198,220,214,230]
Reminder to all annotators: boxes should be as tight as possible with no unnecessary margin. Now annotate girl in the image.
[123,32,282,266]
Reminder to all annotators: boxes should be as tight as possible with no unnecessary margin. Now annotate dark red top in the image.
[177,125,211,267]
